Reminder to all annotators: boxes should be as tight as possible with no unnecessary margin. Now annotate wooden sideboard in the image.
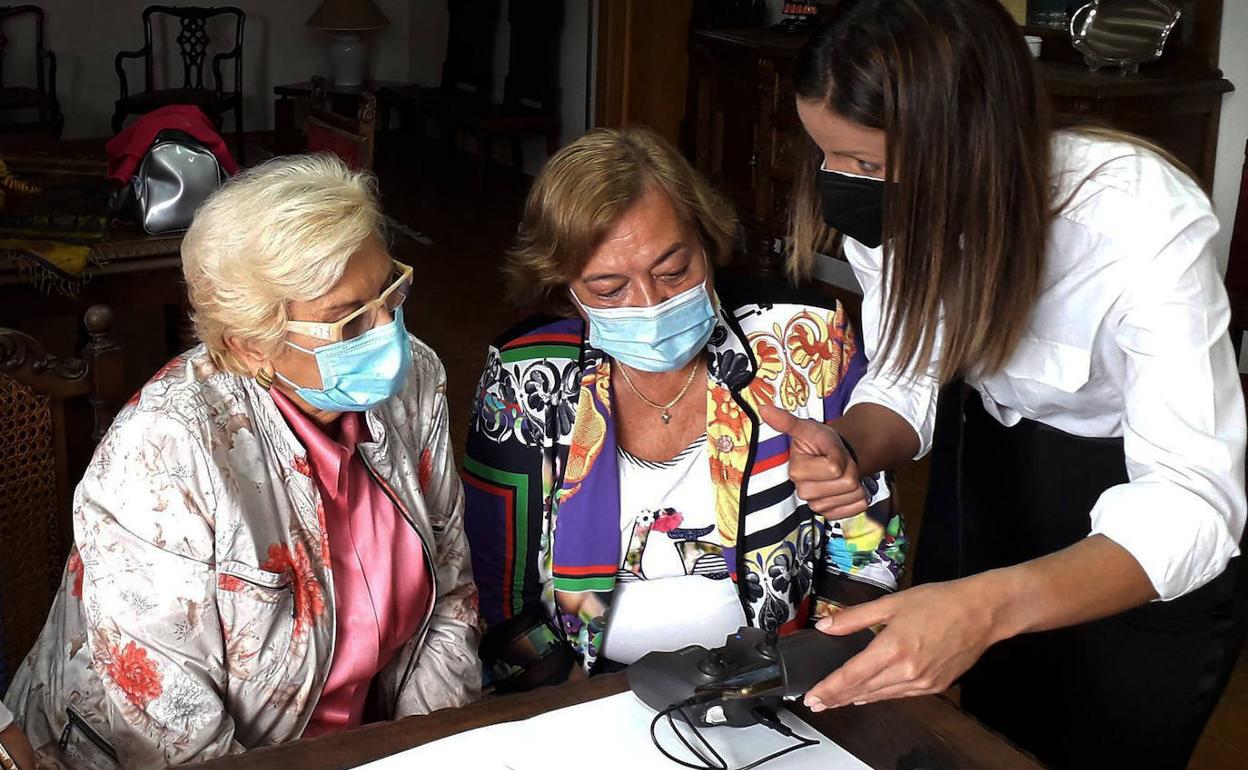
[685,28,803,272]
[684,26,1234,273]
[1040,61,1232,185]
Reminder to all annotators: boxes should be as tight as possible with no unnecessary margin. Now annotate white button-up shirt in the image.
[843,130,1246,601]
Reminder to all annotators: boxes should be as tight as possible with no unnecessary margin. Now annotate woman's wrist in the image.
[963,566,1033,646]
[835,429,860,470]
[830,403,921,476]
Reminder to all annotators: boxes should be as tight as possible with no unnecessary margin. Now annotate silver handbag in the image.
[130,130,226,234]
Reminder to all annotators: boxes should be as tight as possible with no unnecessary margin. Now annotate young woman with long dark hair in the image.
[777,1,1247,767]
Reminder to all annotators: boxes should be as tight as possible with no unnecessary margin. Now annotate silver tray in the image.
[1069,0,1182,75]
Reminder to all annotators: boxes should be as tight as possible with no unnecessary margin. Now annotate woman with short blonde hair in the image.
[5,155,480,768]
[184,153,385,372]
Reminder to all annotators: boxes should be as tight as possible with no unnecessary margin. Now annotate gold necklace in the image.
[616,358,701,425]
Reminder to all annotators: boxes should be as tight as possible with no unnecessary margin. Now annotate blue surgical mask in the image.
[571,280,716,373]
[277,307,412,412]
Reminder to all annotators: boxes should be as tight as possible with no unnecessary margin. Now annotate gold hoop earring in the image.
[255,366,274,391]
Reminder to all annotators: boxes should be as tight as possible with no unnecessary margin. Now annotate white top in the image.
[601,435,746,664]
[843,130,1246,602]
[0,699,12,732]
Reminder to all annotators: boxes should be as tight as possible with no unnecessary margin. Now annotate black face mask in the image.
[817,167,885,249]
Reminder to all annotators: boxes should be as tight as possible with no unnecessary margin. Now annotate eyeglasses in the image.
[285,260,413,342]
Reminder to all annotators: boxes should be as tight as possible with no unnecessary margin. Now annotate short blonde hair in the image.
[181,154,382,374]
[505,127,738,312]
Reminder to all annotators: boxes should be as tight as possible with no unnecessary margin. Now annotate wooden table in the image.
[0,139,192,352]
[0,221,190,351]
[0,228,182,285]
[190,675,1044,770]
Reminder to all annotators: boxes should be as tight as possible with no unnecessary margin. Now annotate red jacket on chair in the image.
[105,104,240,185]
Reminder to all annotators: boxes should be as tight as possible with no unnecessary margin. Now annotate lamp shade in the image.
[307,0,390,31]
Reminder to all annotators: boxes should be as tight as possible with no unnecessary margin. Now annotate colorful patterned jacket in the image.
[3,338,480,769]
[464,282,906,680]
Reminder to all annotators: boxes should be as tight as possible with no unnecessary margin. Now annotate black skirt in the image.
[915,385,1248,770]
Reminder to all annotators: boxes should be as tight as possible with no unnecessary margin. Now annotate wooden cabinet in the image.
[685,29,805,273]
[684,26,1234,275]
[1040,61,1232,186]
[596,0,696,145]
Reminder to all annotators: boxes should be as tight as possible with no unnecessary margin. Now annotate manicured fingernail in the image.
[810,702,827,713]
[853,700,867,706]
[816,617,834,632]
[804,695,823,709]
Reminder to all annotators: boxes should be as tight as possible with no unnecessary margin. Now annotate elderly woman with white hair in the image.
[3,155,480,769]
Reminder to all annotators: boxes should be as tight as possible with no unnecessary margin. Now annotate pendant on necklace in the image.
[661,410,672,425]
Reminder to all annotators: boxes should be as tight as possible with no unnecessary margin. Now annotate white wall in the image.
[1212,1,1248,273]
[1,0,589,162]
[408,0,448,87]
[559,1,594,147]
[15,0,413,139]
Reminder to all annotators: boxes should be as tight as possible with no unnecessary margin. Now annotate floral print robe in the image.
[3,338,480,769]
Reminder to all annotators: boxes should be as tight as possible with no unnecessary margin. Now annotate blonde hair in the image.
[505,127,738,312]
[181,154,382,374]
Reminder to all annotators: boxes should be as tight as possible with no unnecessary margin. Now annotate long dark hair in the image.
[788,0,1052,383]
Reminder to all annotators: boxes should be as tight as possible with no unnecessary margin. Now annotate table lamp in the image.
[307,0,390,87]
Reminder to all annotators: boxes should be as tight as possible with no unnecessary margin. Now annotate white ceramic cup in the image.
[1025,35,1043,59]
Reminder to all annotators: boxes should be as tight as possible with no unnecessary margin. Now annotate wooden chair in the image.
[111,5,245,161]
[455,0,563,172]
[391,0,564,175]
[0,305,123,678]
[306,75,376,171]
[0,5,63,137]
[387,0,500,165]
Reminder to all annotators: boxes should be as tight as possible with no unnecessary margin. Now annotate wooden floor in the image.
[378,153,527,459]
[1191,647,1248,770]
[108,141,1248,770]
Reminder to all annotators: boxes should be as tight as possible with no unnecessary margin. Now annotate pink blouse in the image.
[271,389,433,738]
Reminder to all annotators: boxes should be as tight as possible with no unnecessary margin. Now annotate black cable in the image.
[650,702,726,770]
[647,700,820,770]
[750,705,797,737]
[739,706,821,770]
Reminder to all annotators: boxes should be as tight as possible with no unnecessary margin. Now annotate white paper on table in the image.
[353,691,871,770]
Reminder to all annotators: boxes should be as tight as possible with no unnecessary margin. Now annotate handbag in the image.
[119,129,227,234]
